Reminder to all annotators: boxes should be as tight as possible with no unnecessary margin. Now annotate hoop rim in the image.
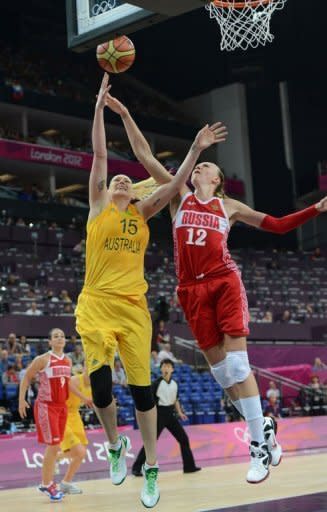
[210,0,272,8]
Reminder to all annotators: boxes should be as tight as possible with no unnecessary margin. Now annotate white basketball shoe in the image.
[246,441,271,484]
[263,416,283,466]
[108,435,131,485]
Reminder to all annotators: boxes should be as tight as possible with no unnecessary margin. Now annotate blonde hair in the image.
[215,167,225,198]
[132,177,161,200]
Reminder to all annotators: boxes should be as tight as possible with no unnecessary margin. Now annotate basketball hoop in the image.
[205,0,287,51]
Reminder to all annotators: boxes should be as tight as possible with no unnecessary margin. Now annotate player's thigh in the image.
[215,272,250,338]
[76,294,117,374]
[118,297,152,386]
[177,283,221,350]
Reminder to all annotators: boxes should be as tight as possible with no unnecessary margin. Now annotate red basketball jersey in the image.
[37,351,71,404]
[173,192,238,284]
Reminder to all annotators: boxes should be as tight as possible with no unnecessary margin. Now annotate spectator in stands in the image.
[2,364,19,385]
[62,303,74,315]
[73,239,86,257]
[311,247,322,261]
[266,381,280,401]
[26,301,43,316]
[26,288,37,300]
[69,345,84,374]
[308,376,325,413]
[44,289,59,302]
[154,295,170,323]
[16,217,26,226]
[151,350,160,371]
[7,273,18,286]
[6,333,23,354]
[65,335,78,353]
[312,357,327,371]
[0,349,9,372]
[264,396,281,419]
[261,310,273,323]
[155,320,171,350]
[19,336,31,353]
[60,290,72,303]
[280,309,291,323]
[112,359,127,387]
[157,342,182,365]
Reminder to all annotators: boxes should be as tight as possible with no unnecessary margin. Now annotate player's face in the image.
[110,174,133,200]
[191,162,221,188]
[49,329,66,351]
[161,363,174,379]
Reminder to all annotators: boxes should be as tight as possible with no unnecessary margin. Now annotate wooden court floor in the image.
[1,453,326,512]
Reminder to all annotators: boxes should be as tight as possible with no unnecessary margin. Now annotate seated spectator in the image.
[69,344,85,374]
[157,342,182,365]
[44,289,59,302]
[312,357,327,371]
[266,381,280,401]
[60,289,72,303]
[2,364,19,385]
[261,310,273,323]
[0,349,9,372]
[155,320,171,350]
[280,310,291,323]
[264,396,281,419]
[16,217,26,226]
[25,301,43,316]
[19,335,31,354]
[65,335,78,353]
[7,273,18,286]
[154,295,170,323]
[112,359,127,387]
[6,333,23,354]
[73,239,86,257]
[25,288,36,300]
[151,350,160,371]
[62,303,74,315]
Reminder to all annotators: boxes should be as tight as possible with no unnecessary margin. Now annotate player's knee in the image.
[210,358,234,389]
[226,351,251,384]
[90,366,113,408]
[129,385,155,412]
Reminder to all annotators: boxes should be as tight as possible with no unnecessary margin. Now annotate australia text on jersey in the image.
[103,236,141,253]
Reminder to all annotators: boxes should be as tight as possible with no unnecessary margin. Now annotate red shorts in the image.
[177,271,250,351]
[34,400,67,446]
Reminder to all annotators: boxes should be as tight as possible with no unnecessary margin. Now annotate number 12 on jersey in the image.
[186,228,207,246]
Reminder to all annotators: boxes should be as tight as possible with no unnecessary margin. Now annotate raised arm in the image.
[105,92,172,185]
[137,124,224,221]
[225,196,326,233]
[105,90,228,193]
[89,73,111,215]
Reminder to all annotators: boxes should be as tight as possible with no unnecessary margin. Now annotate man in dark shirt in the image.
[132,358,201,476]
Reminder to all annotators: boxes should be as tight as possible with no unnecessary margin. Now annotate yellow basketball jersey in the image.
[66,373,92,412]
[83,202,149,300]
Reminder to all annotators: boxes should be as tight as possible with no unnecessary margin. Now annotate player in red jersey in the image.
[19,328,71,501]
[104,90,327,484]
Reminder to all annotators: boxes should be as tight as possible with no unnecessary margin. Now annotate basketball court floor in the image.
[1,452,326,512]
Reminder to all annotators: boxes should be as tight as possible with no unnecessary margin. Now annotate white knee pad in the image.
[211,358,234,389]
[226,351,251,385]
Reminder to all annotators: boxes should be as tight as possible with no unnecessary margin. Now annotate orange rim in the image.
[211,0,271,8]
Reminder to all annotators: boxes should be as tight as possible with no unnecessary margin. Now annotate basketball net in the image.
[206,0,287,51]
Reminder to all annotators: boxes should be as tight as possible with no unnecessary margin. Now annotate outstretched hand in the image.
[95,73,111,110]
[105,90,128,117]
[193,122,228,151]
[316,196,327,212]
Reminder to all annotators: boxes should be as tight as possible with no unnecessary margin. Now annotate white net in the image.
[206,0,287,51]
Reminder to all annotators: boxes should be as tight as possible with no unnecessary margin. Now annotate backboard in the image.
[66,0,205,52]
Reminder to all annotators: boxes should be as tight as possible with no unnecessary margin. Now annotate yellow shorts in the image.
[60,411,88,452]
[75,290,152,386]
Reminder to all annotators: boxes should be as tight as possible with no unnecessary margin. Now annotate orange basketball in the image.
[96,36,135,74]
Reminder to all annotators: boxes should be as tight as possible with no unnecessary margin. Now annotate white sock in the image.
[232,399,243,417]
[240,395,265,444]
[144,461,159,470]
[110,438,122,451]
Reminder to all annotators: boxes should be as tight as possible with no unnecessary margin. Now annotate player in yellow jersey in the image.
[59,369,93,494]
[75,73,223,508]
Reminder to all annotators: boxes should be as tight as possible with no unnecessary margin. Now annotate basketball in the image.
[96,36,135,74]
